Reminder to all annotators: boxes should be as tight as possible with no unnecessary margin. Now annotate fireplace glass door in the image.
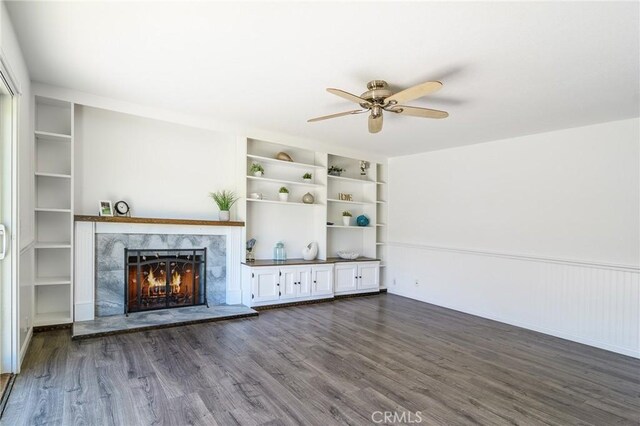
[125,249,206,314]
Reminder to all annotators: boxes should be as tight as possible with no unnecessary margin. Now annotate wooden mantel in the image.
[74,215,245,227]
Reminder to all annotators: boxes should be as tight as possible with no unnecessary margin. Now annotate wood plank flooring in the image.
[3,294,639,425]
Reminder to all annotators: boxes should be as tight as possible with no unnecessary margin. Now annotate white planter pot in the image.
[253,171,263,177]
[342,216,351,226]
[303,178,312,184]
[219,210,230,221]
[278,193,289,202]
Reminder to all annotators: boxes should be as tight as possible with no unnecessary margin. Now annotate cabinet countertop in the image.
[242,257,379,267]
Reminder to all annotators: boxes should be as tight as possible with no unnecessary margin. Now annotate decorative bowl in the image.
[276,152,293,162]
[337,250,359,260]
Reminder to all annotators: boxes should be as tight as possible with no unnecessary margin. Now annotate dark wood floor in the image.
[3,294,639,425]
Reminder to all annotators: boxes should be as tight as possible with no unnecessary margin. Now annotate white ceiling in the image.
[6,1,639,157]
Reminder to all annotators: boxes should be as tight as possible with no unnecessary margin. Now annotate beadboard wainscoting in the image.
[74,221,244,321]
[387,242,640,358]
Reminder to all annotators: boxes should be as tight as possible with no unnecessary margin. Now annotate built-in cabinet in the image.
[33,97,74,326]
[280,266,312,300]
[244,264,335,306]
[334,261,379,294]
[242,261,378,307]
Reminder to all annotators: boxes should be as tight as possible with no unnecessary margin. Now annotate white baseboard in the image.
[18,326,33,372]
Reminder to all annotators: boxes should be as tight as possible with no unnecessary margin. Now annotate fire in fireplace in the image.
[125,249,207,314]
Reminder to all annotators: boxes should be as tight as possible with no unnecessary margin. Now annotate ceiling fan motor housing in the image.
[360,80,392,107]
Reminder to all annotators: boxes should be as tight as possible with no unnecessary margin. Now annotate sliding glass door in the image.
[0,66,17,374]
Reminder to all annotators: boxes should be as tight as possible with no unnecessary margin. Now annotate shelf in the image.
[247,175,322,188]
[35,207,71,213]
[35,277,71,286]
[376,201,387,204]
[328,175,375,184]
[376,224,387,227]
[35,172,72,179]
[247,198,320,206]
[34,311,72,326]
[34,242,72,249]
[247,154,324,170]
[376,242,386,245]
[327,199,374,205]
[327,225,374,229]
[35,130,72,143]
[376,181,387,185]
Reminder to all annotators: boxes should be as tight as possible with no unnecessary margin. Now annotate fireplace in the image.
[125,249,207,314]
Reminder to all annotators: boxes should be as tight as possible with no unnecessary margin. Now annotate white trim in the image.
[0,48,21,96]
[387,241,639,273]
[19,326,32,365]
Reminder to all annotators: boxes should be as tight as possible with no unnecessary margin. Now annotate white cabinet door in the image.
[357,262,380,290]
[334,263,358,293]
[312,266,333,296]
[298,267,312,297]
[251,268,280,303]
[280,267,298,300]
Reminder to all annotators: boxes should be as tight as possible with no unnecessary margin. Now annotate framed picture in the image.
[99,200,114,217]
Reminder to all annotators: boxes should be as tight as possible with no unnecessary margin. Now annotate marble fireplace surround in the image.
[74,217,244,322]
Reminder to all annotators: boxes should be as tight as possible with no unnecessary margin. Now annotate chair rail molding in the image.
[387,241,640,272]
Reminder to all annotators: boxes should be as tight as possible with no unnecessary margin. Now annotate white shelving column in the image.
[375,163,388,288]
[245,139,327,260]
[326,154,377,259]
[33,97,74,326]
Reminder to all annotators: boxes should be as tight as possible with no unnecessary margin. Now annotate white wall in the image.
[1,0,33,371]
[388,118,640,358]
[74,106,238,219]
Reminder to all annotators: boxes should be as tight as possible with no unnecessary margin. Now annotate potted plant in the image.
[328,166,345,177]
[209,190,238,221]
[278,186,289,202]
[302,172,312,183]
[342,210,352,226]
[250,163,264,177]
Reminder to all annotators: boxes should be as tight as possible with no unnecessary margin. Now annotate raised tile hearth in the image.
[72,304,257,339]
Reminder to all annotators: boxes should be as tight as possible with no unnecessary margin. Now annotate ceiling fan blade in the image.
[307,109,368,122]
[327,88,371,105]
[391,105,449,119]
[368,113,383,133]
[386,81,443,105]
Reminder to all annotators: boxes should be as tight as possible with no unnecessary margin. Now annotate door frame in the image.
[0,50,21,374]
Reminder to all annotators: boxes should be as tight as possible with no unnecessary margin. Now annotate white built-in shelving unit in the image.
[244,138,328,260]
[326,153,377,260]
[33,97,74,326]
[242,138,386,266]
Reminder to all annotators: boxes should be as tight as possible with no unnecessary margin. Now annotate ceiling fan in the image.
[308,80,448,133]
